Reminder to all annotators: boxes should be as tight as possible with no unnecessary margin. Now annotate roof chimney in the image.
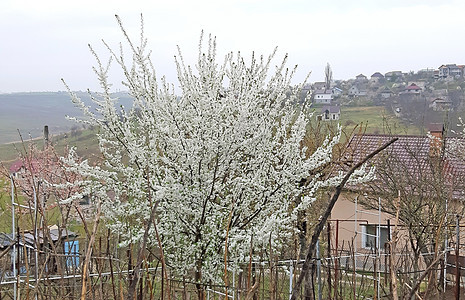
[428,123,444,157]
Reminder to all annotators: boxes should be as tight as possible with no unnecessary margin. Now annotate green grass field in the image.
[0,128,100,233]
[340,106,421,135]
[0,127,100,167]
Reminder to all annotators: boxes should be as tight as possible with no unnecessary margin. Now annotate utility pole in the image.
[43,125,49,149]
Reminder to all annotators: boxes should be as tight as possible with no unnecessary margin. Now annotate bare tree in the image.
[325,63,332,90]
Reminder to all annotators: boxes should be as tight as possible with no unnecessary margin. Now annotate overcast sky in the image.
[1,0,464,93]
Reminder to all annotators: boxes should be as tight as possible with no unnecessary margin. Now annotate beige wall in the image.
[330,194,398,253]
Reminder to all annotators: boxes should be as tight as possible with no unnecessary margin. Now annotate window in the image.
[361,224,389,250]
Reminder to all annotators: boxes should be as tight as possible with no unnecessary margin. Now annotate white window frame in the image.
[361,224,389,250]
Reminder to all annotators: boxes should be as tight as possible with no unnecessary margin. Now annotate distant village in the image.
[307,64,465,126]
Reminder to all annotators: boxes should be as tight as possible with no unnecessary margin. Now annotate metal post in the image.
[232,270,235,300]
[289,261,293,300]
[377,197,381,300]
[354,196,358,270]
[456,214,460,300]
[32,184,39,300]
[445,198,449,292]
[11,177,17,300]
[327,222,332,300]
[316,239,322,300]
[335,220,339,300]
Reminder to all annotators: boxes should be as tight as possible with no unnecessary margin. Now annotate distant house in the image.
[430,97,452,111]
[355,74,368,82]
[370,72,384,83]
[385,71,403,82]
[313,89,333,104]
[331,87,343,97]
[9,160,25,178]
[408,81,425,89]
[318,105,341,121]
[403,83,422,94]
[348,84,367,97]
[0,226,79,275]
[438,64,464,79]
[312,82,327,91]
[9,160,40,179]
[380,87,393,98]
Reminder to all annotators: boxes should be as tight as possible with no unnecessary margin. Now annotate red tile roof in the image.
[8,159,40,174]
[405,83,422,91]
[9,160,24,173]
[345,133,465,199]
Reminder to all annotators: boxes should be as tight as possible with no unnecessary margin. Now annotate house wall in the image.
[330,195,402,253]
[321,112,339,121]
[314,93,332,104]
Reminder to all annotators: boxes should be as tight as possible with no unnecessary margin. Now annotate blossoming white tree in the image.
[63,16,373,298]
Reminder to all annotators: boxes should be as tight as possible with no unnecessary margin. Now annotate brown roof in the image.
[9,159,40,174]
[321,105,340,114]
[371,72,384,78]
[9,160,24,173]
[428,123,444,133]
[345,133,465,199]
[405,83,422,91]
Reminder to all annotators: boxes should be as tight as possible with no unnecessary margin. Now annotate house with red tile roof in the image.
[330,124,465,261]
[402,83,422,94]
[8,159,40,178]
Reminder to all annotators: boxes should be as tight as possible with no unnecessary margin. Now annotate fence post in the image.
[327,222,332,300]
[456,214,460,300]
[316,239,322,300]
[289,261,293,300]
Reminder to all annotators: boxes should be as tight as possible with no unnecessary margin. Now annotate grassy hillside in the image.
[0,91,134,144]
[0,104,429,233]
[0,179,63,232]
[0,128,100,233]
[0,127,100,168]
[0,105,423,166]
[340,106,421,135]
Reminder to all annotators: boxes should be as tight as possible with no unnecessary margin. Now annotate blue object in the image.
[64,240,79,269]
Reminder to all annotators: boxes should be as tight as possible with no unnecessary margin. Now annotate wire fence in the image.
[1,235,465,300]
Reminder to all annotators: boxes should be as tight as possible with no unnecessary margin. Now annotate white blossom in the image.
[62,17,373,284]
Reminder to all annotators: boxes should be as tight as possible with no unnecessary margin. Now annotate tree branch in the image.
[290,137,398,300]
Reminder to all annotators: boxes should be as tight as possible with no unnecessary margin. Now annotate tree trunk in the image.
[195,261,205,300]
